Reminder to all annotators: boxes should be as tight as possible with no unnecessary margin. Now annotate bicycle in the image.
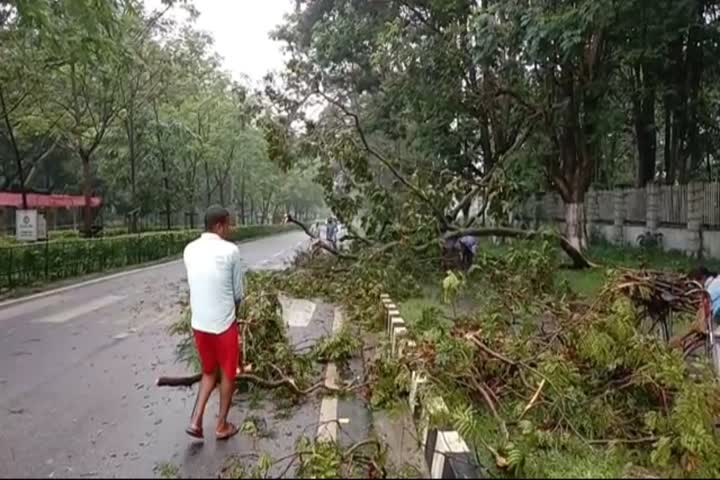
[676,290,720,375]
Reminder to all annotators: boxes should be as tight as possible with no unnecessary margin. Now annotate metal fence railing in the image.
[0,231,198,291]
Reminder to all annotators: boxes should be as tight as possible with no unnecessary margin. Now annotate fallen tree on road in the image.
[285,214,594,269]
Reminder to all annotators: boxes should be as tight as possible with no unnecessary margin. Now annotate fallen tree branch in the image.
[469,374,509,441]
[284,213,317,239]
[156,372,362,396]
[444,227,595,269]
[520,379,546,419]
[465,332,517,366]
[284,214,359,260]
[588,436,658,446]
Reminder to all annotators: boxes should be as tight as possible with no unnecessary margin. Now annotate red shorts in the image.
[193,322,240,382]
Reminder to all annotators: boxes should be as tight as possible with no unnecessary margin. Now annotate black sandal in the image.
[216,422,239,441]
[185,425,204,439]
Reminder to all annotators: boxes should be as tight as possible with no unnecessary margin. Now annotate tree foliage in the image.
[0,0,326,235]
[272,0,720,252]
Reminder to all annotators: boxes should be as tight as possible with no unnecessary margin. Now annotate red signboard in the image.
[0,192,102,208]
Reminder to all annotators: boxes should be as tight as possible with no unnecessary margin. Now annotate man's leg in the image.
[216,322,239,439]
[187,329,219,438]
[189,372,216,433]
[216,369,236,435]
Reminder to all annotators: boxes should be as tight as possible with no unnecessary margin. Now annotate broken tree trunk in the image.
[443,227,595,269]
[156,371,358,396]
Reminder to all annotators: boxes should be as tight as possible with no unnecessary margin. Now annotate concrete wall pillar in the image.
[613,190,626,244]
[586,189,599,241]
[646,182,660,233]
[532,193,543,230]
[687,181,704,257]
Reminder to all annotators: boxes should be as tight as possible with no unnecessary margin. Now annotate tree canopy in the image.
[272,0,720,252]
[0,0,326,234]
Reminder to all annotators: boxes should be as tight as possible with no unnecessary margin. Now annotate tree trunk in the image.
[685,16,705,180]
[160,155,171,230]
[152,100,172,230]
[0,84,27,209]
[239,175,246,225]
[634,82,657,187]
[204,160,211,207]
[81,152,93,235]
[564,202,586,251]
[664,99,674,184]
[126,114,138,234]
[249,196,255,225]
[261,193,273,225]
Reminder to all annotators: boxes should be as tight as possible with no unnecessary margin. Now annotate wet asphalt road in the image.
[0,231,318,478]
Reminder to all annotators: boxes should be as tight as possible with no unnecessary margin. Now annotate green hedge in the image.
[0,224,298,291]
[0,223,298,245]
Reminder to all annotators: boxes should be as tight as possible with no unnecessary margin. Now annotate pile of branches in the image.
[613,269,705,320]
[612,270,708,355]
[219,437,387,479]
[408,303,720,477]
[157,271,363,397]
[396,248,720,477]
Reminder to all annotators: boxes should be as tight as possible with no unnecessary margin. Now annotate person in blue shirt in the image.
[458,235,478,270]
[690,266,720,320]
[441,234,478,271]
[326,218,338,249]
[689,266,720,374]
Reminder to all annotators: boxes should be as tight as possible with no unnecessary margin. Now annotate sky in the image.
[144,0,295,86]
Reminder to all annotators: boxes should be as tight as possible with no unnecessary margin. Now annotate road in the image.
[0,231,316,478]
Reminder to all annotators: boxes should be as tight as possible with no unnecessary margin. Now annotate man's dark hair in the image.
[205,205,230,231]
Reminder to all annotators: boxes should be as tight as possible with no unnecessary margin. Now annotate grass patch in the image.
[400,295,446,325]
[154,462,180,479]
[557,268,609,297]
[585,242,720,272]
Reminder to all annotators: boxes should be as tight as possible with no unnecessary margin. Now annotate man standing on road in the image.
[183,205,244,441]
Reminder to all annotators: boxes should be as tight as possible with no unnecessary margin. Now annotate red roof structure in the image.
[0,192,102,208]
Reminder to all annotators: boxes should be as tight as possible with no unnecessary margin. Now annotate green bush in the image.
[0,224,298,291]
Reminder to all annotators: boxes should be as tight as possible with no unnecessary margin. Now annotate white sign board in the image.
[16,209,38,242]
[37,213,47,240]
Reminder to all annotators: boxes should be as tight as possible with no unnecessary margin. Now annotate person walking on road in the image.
[183,205,244,441]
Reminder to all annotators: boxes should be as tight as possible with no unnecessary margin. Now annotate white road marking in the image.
[32,295,125,324]
[279,295,317,328]
[317,397,339,441]
[317,308,343,442]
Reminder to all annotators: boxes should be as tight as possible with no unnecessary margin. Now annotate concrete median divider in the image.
[380,292,486,479]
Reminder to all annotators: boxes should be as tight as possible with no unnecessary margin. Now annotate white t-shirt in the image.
[183,233,244,334]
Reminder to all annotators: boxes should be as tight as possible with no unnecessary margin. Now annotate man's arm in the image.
[231,248,245,306]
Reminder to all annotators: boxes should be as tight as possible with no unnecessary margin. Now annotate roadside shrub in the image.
[0,224,298,291]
